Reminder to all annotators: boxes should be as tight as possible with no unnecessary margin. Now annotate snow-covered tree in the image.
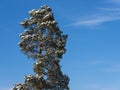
[12,5,69,90]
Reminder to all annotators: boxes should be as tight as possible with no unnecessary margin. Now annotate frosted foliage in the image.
[18,5,67,59]
[12,6,69,90]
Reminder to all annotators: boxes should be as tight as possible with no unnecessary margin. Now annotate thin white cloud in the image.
[72,15,120,26]
[110,0,120,3]
[71,0,120,27]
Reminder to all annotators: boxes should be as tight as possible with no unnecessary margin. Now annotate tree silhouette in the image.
[12,5,69,90]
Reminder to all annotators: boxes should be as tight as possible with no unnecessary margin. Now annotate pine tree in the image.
[12,5,69,90]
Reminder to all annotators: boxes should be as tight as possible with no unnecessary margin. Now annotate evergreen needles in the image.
[12,5,69,90]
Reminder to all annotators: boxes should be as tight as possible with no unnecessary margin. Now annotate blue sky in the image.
[0,0,120,90]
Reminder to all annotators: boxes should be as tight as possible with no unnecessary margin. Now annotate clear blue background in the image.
[0,0,120,90]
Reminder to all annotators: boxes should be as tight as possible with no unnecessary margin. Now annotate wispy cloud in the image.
[72,16,120,26]
[72,14,120,26]
[110,0,120,3]
[71,2,120,27]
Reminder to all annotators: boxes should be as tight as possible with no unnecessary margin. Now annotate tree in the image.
[12,5,69,90]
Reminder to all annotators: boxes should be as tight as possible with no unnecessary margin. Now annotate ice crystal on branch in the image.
[12,5,69,90]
